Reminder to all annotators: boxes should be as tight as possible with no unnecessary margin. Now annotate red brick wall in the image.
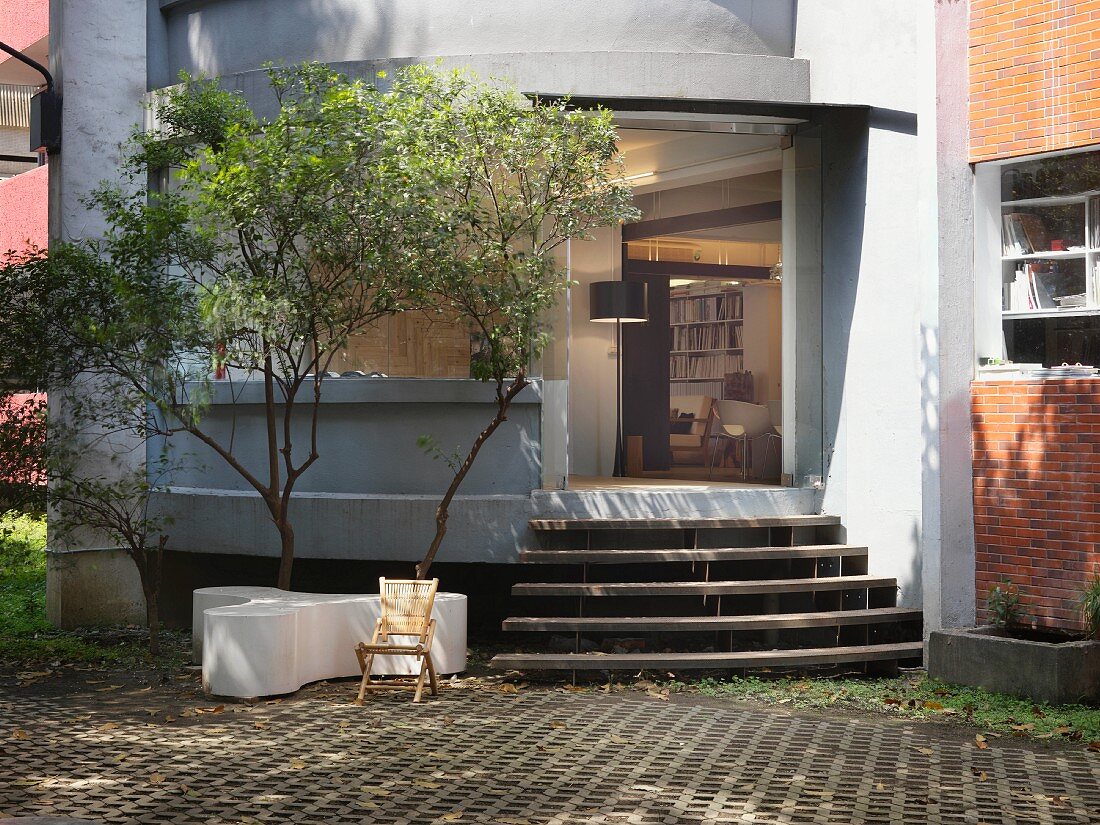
[0,164,47,254]
[970,0,1100,162]
[972,378,1100,632]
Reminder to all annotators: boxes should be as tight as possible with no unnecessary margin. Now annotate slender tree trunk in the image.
[145,588,160,658]
[416,375,528,580]
[276,519,295,590]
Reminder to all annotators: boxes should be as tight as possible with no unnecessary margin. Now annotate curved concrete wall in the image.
[160,0,796,78]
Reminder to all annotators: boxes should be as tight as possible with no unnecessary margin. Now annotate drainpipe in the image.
[0,40,61,154]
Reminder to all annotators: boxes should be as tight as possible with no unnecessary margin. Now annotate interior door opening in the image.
[566,127,786,488]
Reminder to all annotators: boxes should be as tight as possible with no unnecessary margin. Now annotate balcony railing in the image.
[0,83,34,128]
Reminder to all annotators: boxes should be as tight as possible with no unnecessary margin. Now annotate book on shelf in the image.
[1002,212,1049,256]
[1005,264,1060,311]
[669,352,744,379]
[669,291,743,323]
[671,322,743,351]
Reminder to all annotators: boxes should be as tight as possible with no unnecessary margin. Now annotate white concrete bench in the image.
[192,586,467,698]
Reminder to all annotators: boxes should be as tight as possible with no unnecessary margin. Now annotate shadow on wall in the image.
[168,0,416,81]
[972,381,1100,633]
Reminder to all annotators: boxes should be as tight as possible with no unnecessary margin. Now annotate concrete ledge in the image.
[927,627,1100,705]
[532,486,817,520]
[201,377,543,406]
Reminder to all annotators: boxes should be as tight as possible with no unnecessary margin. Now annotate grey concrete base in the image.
[45,548,146,629]
[927,627,1100,705]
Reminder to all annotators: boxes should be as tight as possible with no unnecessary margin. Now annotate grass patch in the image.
[0,510,172,666]
[696,672,1100,744]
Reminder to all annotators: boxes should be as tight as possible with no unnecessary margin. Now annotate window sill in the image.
[198,377,543,405]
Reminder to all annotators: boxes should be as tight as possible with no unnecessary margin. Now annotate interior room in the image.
[568,127,786,486]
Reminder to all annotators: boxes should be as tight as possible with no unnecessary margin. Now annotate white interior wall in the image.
[742,284,782,404]
[567,225,620,477]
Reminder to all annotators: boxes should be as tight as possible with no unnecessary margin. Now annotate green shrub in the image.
[987,577,1023,628]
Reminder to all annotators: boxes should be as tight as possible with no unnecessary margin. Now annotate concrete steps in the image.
[489,514,923,675]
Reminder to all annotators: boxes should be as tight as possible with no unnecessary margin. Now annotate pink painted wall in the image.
[0,164,47,254]
[0,0,49,53]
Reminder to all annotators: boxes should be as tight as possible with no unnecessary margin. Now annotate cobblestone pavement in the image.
[1,679,1098,825]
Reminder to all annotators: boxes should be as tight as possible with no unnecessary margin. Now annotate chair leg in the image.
[426,653,439,695]
[413,656,428,703]
[355,646,373,704]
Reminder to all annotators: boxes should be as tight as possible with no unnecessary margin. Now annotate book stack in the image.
[669,291,743,323]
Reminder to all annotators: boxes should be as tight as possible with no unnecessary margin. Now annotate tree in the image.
[410,68,639,579]
[0,64,451,590]
[48,426,174,657]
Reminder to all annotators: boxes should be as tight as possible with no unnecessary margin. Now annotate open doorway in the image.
[567,127,785,487]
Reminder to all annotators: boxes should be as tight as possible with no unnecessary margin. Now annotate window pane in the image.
[1004,314,1100,367]
[1002,258,1086,312]
[1002,150,1100,201]
[1001,204,1085,255]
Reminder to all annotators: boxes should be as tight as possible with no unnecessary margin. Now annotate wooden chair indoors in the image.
[354,577,439,703]
[669,395,716,467]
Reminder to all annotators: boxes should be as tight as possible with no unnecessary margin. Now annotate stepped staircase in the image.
[489,515,923,675]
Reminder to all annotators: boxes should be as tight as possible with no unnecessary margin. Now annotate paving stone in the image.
[0,688,1097,824]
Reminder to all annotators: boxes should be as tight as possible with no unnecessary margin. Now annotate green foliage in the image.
[696,673,1100,743]
[987,577,1024,628]
[1080,570,1100,639]
[403,65,640,386]
[0,510,49,641]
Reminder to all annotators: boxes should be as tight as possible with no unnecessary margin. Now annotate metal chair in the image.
[708,400,775,480]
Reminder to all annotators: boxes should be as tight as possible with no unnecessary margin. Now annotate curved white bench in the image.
[192,587,467,698]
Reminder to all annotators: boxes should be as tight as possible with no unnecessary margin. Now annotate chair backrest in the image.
[715,399,773,438]
[670,395,714,437]
[379,577,438,636]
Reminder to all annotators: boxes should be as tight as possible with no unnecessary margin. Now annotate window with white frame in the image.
[998,149,1100,367]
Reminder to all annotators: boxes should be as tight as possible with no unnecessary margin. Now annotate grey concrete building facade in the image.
[47,1,975,634]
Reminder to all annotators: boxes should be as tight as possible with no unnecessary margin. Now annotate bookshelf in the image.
[1001,192,1100,316]
[668,286,745,396]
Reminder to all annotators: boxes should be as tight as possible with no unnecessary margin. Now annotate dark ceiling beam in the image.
[624,259,772,281]
[622,201,781,241]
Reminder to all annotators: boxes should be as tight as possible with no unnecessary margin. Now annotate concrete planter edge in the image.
[927,626,1100,705]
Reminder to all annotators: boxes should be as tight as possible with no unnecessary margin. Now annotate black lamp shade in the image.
[589,280,648,323]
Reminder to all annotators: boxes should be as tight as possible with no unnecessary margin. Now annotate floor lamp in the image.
[589,280,648,477]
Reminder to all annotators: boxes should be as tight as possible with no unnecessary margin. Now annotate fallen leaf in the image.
[97,723,118,731]
[1031,705,1046,718]
[610,735,629,745]
[11,729,27,740]
[1010,723,1035,732]
[536,745,563,753]
[254,721,268,730]
[149,773,165,784]
[361,787,391,796]
[875,782,886,792]
[413,780,442,789]
[915,747,934,756]
[549,721,567,730]
[922,701,944,711]
[1086,741,1100,752]
[883,697,901,706]
[290,759,306,770]
[498,684,518,694]
[441,811,464,821]
[974,734,988,750]
[1035,725,1073,739]
[442,715,455,726]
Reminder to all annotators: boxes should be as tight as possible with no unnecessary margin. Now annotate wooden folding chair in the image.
[354,578,440,704]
